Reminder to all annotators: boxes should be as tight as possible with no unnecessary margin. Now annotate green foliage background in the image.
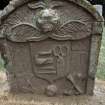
[97,28,105,80]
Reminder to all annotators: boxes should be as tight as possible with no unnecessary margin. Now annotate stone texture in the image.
[0,0,104,96]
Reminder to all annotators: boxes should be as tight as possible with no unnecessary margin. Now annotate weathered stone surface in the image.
[0,0,104,96]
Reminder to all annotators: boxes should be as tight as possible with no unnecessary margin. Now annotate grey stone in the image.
[0,0,104,96]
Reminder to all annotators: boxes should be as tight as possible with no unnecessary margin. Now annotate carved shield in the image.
[29,41,71,83]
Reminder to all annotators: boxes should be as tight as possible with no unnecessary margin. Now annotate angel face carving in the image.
[28,0,62,33]
[7,0,91,42]
[36,9,60,33]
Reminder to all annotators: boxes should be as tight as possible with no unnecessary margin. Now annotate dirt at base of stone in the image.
[0,78,104,105]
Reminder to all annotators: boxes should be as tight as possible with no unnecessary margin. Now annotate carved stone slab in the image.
[0,0,104,96]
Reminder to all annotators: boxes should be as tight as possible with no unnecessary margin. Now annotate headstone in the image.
[0,0,104,96]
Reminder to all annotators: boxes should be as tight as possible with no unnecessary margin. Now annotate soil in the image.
[0,71,105,105]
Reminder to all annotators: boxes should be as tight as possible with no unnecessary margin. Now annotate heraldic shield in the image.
[30,41,70,83]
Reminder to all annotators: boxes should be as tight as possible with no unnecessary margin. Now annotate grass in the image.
[96,28,105,80]
[0,29,105,80]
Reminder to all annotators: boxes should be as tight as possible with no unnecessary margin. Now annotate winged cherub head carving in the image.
[8,0,91,42]
[28,0,62,33]
[36,8,60,33]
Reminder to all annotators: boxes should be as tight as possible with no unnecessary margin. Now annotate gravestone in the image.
[0,0,104,96]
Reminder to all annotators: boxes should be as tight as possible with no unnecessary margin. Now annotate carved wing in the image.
[52,21,91,40]
[7,23,44,42]
[7,21,91,42]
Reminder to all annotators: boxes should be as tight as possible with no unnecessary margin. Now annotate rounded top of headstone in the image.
[0,0,104,22]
